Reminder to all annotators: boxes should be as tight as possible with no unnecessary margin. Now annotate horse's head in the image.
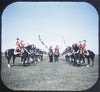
[72,43,79,53]
[72,43,78,48]
[25,44,37,55]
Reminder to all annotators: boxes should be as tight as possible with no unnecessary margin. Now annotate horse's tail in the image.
[5,50,9,59]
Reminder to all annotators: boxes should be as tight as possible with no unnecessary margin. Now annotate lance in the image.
[63,37,66,46]
[38,35,49,50]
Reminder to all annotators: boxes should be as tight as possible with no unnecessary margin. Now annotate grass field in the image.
[1,55,99,91]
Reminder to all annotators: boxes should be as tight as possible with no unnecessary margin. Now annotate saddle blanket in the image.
[14,49,24,55]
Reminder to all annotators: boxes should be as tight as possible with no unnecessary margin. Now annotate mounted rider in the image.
[15,38,24,56]
[78,41,83,54]
[20,40,24,56]
[82,40,89,56]
[16,38,21,52]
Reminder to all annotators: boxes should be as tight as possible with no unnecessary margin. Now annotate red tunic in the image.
[55,47,59,51]
[78,44,82,50]
[20,42,24,48]
[49,48,53,52]
[16,41,20,50]
[82,43,86,50]
[16,41,20,46]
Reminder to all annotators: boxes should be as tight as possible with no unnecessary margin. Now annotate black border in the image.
[0,0,100,92]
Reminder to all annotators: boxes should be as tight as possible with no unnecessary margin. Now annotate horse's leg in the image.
[65,56,67,61]
[21,57,24,64]
[91,57,94,67]
[41,55,43,61]
[79,57,81,65]
[8,57,11,68]
[92,59,94,67]
[87,56,90,67]
[27,55,30,63]
[32,56,35,63]
[34,55,37,63]
[52,56,53,62]
[23,57,26,66]
[12,56,16,66]
[54,56,56,62]
[57,56,59,62]
[36,56,38,62]
[49,56,50,62]
[83,56,85,64]
[73,58,77,66]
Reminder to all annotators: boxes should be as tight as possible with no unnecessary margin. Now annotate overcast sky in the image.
[2,2,99,54]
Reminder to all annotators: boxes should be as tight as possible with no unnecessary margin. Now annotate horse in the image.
[27,47,45,63]
[48,49,53,62]
[54,50,60,62]
[62,46,73,61]
[71,43,85,66]
[36,49,44,61]
[72,43,95,67]
[5,44,36,68]
[83,50,95,67]
[32,48,43,63]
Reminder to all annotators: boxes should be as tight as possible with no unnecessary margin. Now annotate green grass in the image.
[1,55,99,91]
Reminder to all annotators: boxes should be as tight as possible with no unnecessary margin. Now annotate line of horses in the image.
[4,43,95,68]
[5,44,47,68]
[62,44,95,67]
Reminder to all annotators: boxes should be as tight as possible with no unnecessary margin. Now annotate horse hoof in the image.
[8,64,11,68]
[25,61,28,63]
[87,65,90,67]
[21,62,23,64]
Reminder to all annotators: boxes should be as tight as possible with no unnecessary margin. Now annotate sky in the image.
[1,2,99,54]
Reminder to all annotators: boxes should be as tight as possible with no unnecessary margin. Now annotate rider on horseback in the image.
[16,38,24,56]
[82,40,89,56]
[78,41,83,54]
[16,38,21,52]
[20,40,24,56]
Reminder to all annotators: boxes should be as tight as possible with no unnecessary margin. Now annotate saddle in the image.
[83,50,89,56]
[14,49,24,55]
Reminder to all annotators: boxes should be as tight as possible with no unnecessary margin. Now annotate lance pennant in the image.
[38,35,48,50]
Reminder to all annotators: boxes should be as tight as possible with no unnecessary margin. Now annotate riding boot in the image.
[20,52,23,57]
